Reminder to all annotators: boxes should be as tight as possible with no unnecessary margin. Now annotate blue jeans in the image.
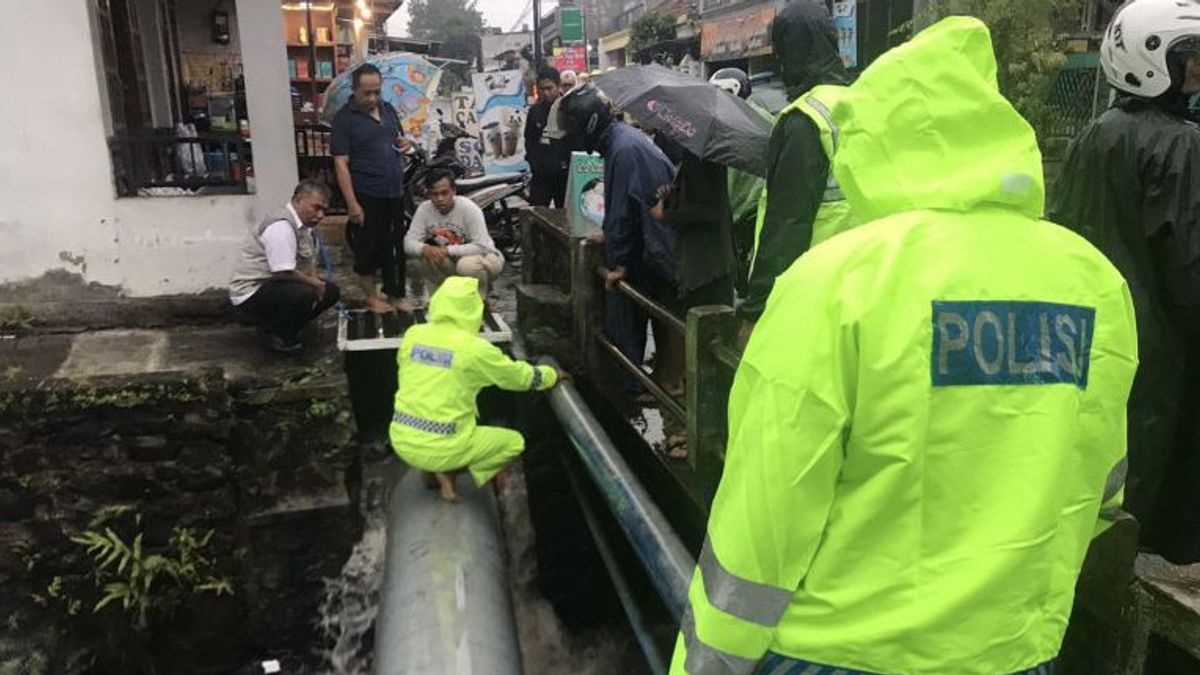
[754,653,1055,675]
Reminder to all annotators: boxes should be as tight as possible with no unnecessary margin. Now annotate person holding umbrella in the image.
[740,2,853,345]
[648,138,737,402]
[589,62,772,400]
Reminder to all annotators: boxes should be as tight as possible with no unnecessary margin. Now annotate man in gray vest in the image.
[229,180,339,354]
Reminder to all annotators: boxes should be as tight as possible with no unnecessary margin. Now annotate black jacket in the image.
[662,155,736,292]
[741,3,849,319]
[524,98,570,177]
[1048,95,1200,563]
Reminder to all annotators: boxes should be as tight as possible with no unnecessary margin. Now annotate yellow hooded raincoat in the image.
[390,276,558,485]
[670,18,1138,675]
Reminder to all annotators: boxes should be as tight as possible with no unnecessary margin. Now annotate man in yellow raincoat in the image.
[670,17,1138,675]
[390,276,561,501]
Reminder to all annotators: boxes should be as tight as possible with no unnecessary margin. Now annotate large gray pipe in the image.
[541,357,697,621]
[373,470,523,675]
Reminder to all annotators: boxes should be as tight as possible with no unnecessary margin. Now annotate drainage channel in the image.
[320,305,664,674]
[312,454,657,675]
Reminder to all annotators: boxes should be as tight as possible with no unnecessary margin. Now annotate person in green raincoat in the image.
[389,276,563,501]
[739,2,851,346]
[670,17,1138,675]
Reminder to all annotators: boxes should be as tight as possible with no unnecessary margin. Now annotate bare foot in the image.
[390,297,415,313]
[436,473,459,502]
[368,296,393,314]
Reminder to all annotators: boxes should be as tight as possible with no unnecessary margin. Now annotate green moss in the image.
[0,380,208,417]
[0,307,33,332]
[306,399,338,421]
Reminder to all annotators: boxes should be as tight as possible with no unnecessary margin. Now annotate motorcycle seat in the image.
[457,172,526,192]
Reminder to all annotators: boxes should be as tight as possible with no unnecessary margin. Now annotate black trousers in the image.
[240,279,340,341]
[352,194,406,297]
[529,171,567,208]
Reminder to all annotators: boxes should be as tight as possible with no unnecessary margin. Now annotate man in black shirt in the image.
[332,63,412,313]
[524,67,571,207]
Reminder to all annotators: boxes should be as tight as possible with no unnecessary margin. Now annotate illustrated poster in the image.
[472,70,529,175]
[566,152,605,236]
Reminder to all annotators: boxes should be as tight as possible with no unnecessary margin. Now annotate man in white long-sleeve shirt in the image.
[404,168,505,297]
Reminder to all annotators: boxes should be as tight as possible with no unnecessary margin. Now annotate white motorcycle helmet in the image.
[1101,0,1200,98]
[708,67,752,100]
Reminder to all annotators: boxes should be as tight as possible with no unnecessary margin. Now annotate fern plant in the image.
[71,511,232,630]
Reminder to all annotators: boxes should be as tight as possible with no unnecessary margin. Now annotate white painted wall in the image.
[0,0,296,297]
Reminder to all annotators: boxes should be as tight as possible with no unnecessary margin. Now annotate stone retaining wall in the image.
[0,368,361,674]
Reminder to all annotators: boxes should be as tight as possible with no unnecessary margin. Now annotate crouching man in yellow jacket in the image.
[671,17,1138,675]
[390,276,562,501]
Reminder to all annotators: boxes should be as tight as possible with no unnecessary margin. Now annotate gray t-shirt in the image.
[403,196,502,259]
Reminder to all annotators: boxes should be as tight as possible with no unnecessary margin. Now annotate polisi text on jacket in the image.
[932,300,1095,389]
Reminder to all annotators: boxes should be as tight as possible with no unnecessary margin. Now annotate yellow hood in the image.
[427,276,483,332]
[832,17,1045,222]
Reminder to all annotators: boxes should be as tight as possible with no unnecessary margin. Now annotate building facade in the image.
[0,0,299,297]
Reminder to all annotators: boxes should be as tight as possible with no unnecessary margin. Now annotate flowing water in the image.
[499,469,644,675]
[313,461,638,675]
[316,461,391,674]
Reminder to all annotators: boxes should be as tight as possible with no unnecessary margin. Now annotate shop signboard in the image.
[700,4,776,61]
[566,152,605,236]
[452,92,479,136]
[553,45,588,74]
[560,7,585,44]
[472,70,529,175]
[833,1,859,68]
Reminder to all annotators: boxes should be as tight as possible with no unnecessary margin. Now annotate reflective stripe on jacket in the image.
[389,276,557,453]
[748,85,855,280]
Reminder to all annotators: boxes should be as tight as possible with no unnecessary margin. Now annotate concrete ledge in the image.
[0,294,246,335]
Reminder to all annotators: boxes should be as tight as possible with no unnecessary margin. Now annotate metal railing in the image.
[589,263,741,468]
[520,208,743,471]
[109,133,251,197]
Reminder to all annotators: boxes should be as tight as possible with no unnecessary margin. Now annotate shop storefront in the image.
[599,27,632,70]
[700,3,777,76]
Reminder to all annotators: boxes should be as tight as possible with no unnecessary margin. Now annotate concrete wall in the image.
[0,0,297,298]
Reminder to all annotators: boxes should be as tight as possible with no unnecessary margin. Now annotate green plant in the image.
[0,307,32,332]
[629,13,678,57]
[0,647,47,675]
[45,576,82,617]
[71,511,232,630]
[307,399,337,420]
[10,540,38,573]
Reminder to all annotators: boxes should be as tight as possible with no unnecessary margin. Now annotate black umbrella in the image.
[593,64,772,177]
